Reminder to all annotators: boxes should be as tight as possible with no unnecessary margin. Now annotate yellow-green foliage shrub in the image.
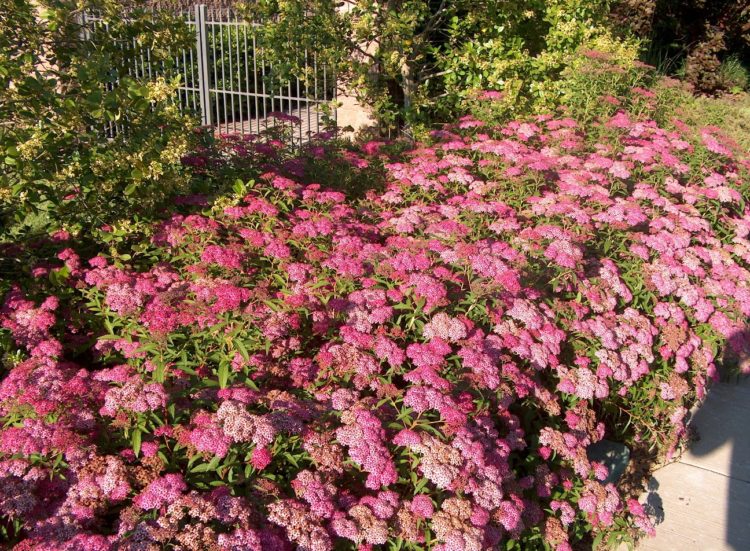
[437,1,638,121]
[0,0,197,241]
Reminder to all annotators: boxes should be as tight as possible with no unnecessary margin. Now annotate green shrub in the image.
[436,1,628,120]
[243,0,633,134]
[0,0,198,243]
[718,55,750,93]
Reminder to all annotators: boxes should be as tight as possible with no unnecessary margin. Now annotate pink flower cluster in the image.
[2,100,747,549]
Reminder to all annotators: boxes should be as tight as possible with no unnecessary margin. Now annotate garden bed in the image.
[1,95,749,550]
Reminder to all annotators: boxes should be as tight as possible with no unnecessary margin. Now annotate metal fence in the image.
[82,5,336,144]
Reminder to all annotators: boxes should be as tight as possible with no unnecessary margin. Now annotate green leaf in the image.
[191,455,221,473]
[218,361,229,389]
[414,477,429,493]
[49,265,71,285]
[235,339,250,362]
[131,429,142,457]
[86,90,103,104]
[283,452,299,468]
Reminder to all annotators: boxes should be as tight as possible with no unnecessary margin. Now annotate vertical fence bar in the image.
[243,23,252,136]
[268,60,274,126]
[287,72,292,141]
[210,15,221,131]
[305,50,311,139]
[296,69,302,144]
[332,68,337,129]
[252,29,260,135]
[261,49,268,131]
[234,14,244,135]
[218,12,227,134]
[224,9,235,134]
[189,48,197,111]
[79,10,88,43]
[180,48,188,109]
[146,46,153,80]
[314,53,320,132]
[195,4,212,126]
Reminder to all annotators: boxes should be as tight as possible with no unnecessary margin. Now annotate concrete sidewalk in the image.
[636,377,750,551]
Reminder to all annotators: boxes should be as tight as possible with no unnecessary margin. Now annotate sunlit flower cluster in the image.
[1,99,748,550]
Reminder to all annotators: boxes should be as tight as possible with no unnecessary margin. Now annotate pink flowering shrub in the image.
[1,99,749,549]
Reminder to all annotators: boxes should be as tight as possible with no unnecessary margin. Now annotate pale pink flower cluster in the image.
[335,408,398,490]
[134,474,187,510]
[216,400,277,447]
[422,312,468,343]
[100,377,167,416]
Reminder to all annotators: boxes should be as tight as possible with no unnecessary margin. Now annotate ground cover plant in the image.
[2,85,750,550]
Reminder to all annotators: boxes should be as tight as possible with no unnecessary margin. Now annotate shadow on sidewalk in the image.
[640,327,750,550]
[686,372,750,550]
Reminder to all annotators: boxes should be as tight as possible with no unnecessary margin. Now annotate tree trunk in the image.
[400,58,415,112]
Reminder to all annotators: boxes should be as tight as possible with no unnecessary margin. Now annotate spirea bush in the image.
[1,98,749,550]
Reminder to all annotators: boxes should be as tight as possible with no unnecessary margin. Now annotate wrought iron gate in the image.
[82,5,337,144]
